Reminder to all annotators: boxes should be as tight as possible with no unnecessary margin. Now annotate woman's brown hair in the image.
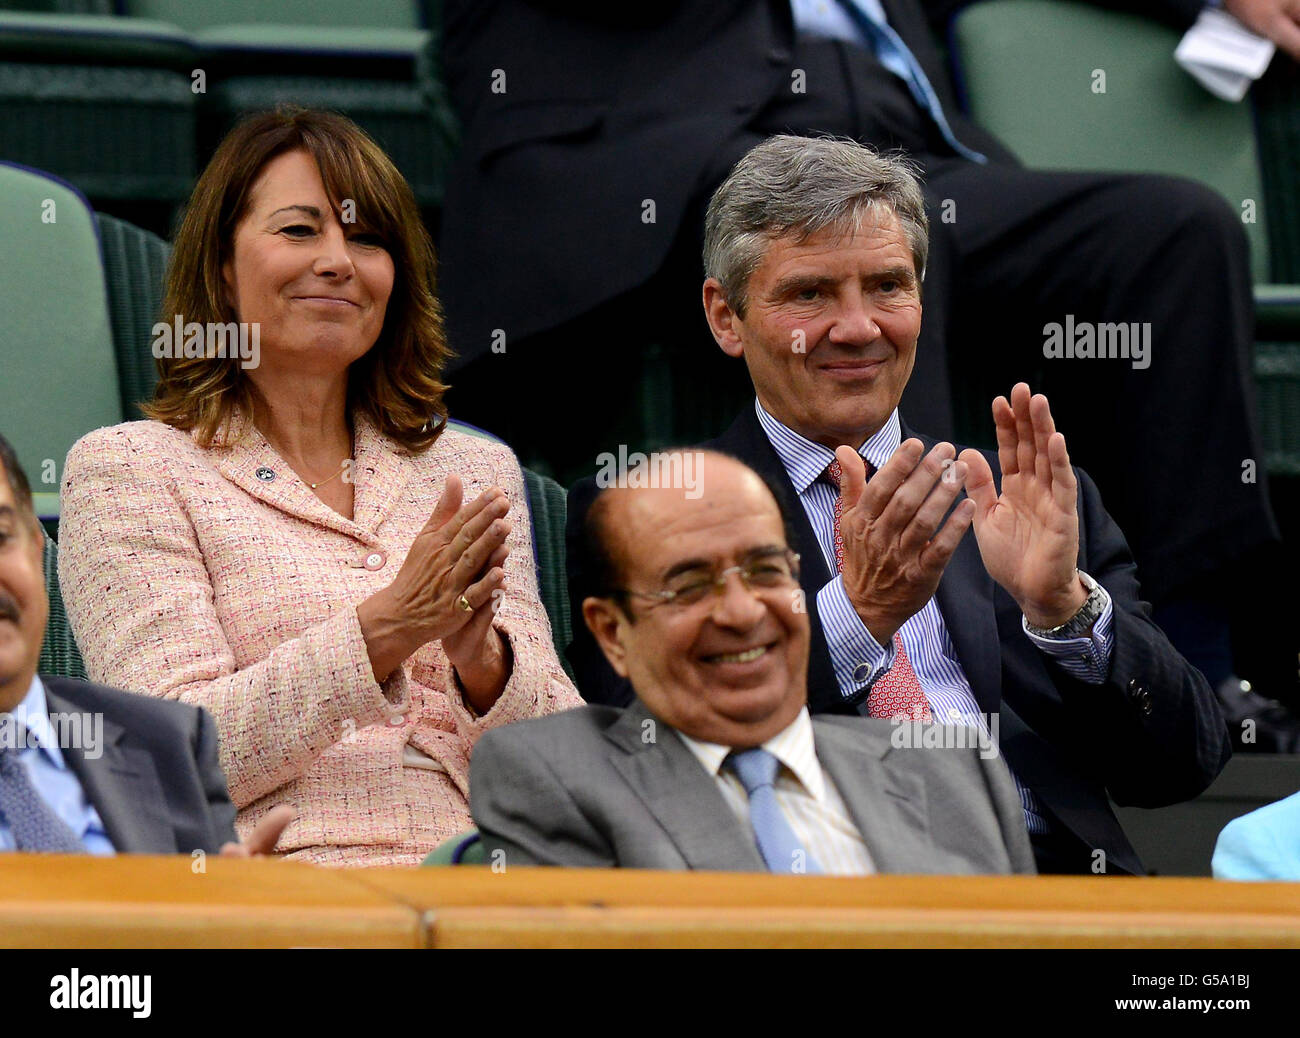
[143,106,449,452]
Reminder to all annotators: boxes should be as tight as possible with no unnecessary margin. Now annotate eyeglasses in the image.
[617,549,801,610]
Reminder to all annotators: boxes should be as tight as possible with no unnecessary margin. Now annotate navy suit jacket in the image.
[38,675,238,854]
[565,407,1232,874]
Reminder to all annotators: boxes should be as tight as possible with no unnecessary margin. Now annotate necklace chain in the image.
[254,418,353,493]
[308,463,348,491]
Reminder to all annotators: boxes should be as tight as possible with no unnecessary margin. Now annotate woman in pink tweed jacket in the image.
[57,108,582,867]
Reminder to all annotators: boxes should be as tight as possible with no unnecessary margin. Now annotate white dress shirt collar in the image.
[675,706,827,802]
[753,398,902,493]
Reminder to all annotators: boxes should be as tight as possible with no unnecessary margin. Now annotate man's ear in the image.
[702,278,745,359]
[582,596,631,679]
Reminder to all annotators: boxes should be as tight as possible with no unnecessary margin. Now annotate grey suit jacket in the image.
[471,701,1036,873]
[40,675,238,854]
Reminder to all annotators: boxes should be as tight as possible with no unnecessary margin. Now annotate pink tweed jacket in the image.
[58,412,582,867]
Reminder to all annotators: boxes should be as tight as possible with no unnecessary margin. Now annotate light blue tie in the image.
[0,745,86,853]
[726,747,822,874]
[833,0,988,164]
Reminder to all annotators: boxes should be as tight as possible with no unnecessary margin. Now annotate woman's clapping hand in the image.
[358,474,512,689]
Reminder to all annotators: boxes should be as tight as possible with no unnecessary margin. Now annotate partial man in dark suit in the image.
[440,0,1286,715]
[472,450,1035,874]
[566,136,1233,875]
[0,433,288,855]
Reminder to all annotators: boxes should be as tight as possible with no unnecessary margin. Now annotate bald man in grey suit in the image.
[471,452,1033,874]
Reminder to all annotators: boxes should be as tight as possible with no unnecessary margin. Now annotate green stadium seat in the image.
[1253,62,1300,285]
[38,535,87,680]
[0,12,197,202]
[1255,344,1300,477]
[421,828,485,866]
[949,0,1300,472]
[120,1,458,208]
[446,420,574,669]
[520,466,573,675]
[96,210,170,417]
[126,0,428,31]
[0,161,122,521]
[4,3,115,13]
[951,1,1274,278]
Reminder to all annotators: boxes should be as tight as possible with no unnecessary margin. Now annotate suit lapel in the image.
[44,687,178,854]
[213,411,378,540]
[603,702,766,871]
[907,424,1003,715]
[813,718,936,872]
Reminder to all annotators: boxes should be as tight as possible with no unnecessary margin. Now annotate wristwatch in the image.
[1024,570,1107,639]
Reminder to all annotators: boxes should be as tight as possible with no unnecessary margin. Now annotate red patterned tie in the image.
[824,458,932,722]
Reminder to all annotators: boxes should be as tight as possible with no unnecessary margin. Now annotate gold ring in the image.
[456,594,473,613]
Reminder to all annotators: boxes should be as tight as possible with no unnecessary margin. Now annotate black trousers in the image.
[447,36,1279,604]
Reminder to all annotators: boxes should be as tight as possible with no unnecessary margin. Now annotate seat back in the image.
[96,210,170,417]
[0,162,122,521]
[950,0,1272,280]
[39,536,87,680]
[123,0,425,30]
[520,466,572,674]
[421,828,486,866]
[445,420,572,669]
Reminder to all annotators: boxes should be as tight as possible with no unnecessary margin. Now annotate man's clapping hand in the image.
[959,384,1087,629]
[835,439,975,645]
[833,382,1089,642]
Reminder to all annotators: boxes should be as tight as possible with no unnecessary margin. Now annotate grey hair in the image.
[703,134,929,317]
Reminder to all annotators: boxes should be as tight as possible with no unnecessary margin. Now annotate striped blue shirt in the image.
[755,400,1116,836]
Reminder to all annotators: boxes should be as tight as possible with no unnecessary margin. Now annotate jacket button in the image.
[363,551,386,571]
[255,466,276,482]
[1127,677,1139,694]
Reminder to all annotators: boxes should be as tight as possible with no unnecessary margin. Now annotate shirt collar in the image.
[0,674,66,769]
[675,707,826,802]
[754,398,902,494]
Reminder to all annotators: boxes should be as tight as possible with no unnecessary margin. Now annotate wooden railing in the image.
[3,856,1299,948]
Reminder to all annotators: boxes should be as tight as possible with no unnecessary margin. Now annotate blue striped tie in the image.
[833,0,988,164]
[727,747,822,874]
[0,745,86,853]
